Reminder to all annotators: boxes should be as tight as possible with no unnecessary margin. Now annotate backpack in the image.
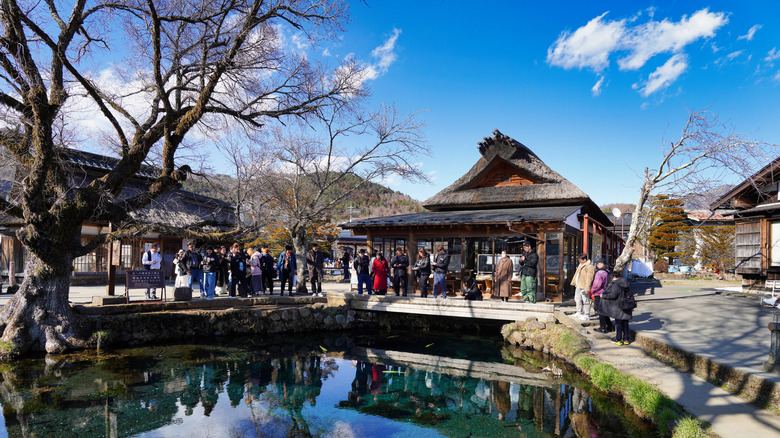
[618,289,637,311]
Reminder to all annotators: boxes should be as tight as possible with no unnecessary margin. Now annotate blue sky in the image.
[317,0,780,206]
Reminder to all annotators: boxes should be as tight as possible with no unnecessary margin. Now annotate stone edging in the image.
[635,332,780,410]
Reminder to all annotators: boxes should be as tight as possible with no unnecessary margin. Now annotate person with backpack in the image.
[247,246,263,296]
[227,243,248,298]
[601,271,635,345]
[184,242,203,298]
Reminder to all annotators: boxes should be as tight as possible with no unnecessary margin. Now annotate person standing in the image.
[494,251,514,302]
[431,245,449,299]
[259,245,275,295]
[215,246,229,296]
[278,245,297,296]
[390,248,409,296]
[372,252,390,295]
[200,245,219,299]
[227,243,248,298]
[571,254,596,321]
[591,258,613,333]
[412,248,431,298]
[340,250,351,281]
[307,243,325,297]
[248,246,263,296]
[601,272,633,345]
[184,242,203,298]
[353,249,372,295]
[518,241,538,303]
[142,243,162,300]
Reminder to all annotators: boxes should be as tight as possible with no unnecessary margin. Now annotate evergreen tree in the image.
[648,195,691,264]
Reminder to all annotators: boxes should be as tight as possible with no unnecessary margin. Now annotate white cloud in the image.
[766,48,780,62]
[547,8,727,96]
[738,24,762,41]
[726,50,743,60]
[638,53,688,97]
[371,28,402,73]
[546,12,625,72]
[322,48,331,57]
[617,9,727,70]
[591,76,605,96]
[774,71,780,82]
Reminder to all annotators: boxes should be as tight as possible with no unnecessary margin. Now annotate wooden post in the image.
[106,222,116,296]
[408,230,417,295]
[582,214,590,257]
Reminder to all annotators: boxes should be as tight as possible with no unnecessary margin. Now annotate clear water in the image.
[0,331,654,437]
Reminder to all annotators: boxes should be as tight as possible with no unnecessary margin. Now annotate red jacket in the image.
[372,258,390,289]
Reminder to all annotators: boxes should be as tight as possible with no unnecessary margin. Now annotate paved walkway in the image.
[3,279,780,437]
[568,280,780,438]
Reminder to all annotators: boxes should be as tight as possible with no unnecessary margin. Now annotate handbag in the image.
[618,292,637,311]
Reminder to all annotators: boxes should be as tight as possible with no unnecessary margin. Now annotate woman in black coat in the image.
[600,272,633,345]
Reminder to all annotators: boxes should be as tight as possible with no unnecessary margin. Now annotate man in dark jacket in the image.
[340,250,351,281]
[390,248,409,296]
[519,241,538,303]
[227,243,248,298]
[277,246,297,296]
[184,242,203,297]
[353,249,372,295]
[259,245,275,295]
[307,243,325,297]
[431,245,450,299]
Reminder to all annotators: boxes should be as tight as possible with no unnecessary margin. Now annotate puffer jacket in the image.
[600,277,632,321]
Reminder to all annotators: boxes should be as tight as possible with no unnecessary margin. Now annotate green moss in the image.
[0,340,18,356]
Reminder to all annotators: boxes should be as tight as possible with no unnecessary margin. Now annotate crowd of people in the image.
[155,240,635,344]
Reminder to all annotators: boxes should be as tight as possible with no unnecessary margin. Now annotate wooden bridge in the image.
[326,292,559,322]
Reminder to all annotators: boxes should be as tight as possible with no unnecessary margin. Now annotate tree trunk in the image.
[0,254,91,358]
[614,176,652,274]
[292,228,309,294]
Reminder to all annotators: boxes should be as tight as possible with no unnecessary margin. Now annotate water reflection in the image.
[0,334,654,437]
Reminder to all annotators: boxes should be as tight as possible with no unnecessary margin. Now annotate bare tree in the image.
[614,109,778,273]
[261,101,428,293]
[0,0,364,356]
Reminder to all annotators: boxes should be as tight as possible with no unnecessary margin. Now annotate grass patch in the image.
[672,417,710,438]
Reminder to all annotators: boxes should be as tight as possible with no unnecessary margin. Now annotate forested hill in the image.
[330,175,424,223]
[182,172,424,223]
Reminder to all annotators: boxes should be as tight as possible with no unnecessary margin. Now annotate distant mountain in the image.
[182,172,423,224]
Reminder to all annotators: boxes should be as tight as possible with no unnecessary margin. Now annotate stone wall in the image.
[89,303,357,348]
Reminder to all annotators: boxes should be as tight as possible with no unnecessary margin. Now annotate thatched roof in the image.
[423,129,591,211]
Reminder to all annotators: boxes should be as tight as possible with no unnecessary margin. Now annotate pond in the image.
[0,331,655,437]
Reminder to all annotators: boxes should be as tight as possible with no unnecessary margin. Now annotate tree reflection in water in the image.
[0,335,655,437]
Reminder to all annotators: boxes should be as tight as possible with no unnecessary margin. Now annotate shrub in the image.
[654,259,669,273]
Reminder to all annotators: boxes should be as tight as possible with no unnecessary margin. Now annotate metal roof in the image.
[340,205,581,229]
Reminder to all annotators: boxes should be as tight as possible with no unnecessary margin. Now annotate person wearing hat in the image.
[571,253,595,321]
[591,258,613,333]
[518,241,538,303]
[353,248,372,295]
[390,247,409,296]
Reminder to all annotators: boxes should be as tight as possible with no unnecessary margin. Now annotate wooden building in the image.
[711,157,780,286]
[0,150,235,283]
[341,130,623,302]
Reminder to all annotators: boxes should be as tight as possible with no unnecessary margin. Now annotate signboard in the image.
[126,270,166,290]
[111,240,121,266]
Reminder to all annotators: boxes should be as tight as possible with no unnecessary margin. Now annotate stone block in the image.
[92,296,127,306]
